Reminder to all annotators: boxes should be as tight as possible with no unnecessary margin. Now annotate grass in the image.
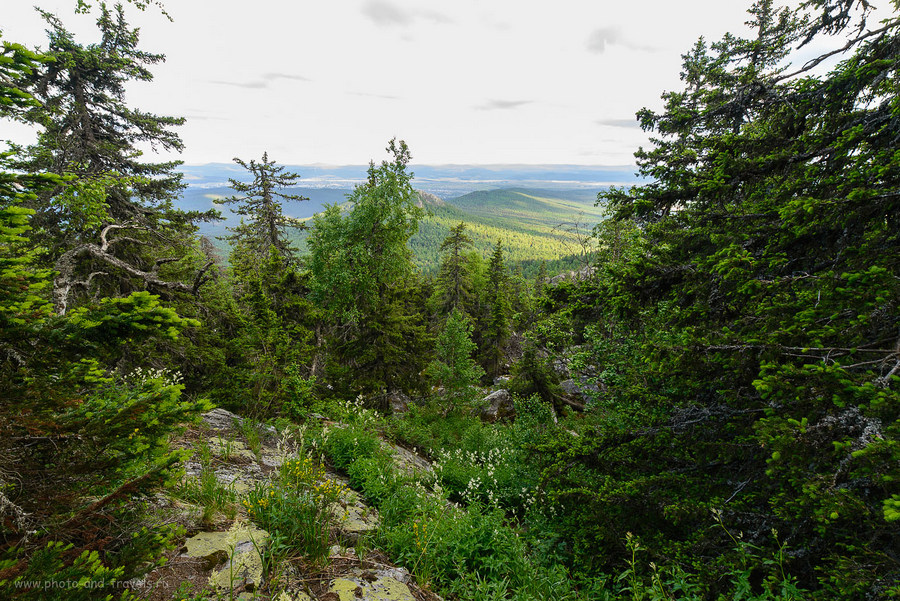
[237,417,263,458]
[169,438,238,525]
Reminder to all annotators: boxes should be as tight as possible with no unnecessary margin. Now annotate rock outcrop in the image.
[479,389,515,423]
[142,408,443,601]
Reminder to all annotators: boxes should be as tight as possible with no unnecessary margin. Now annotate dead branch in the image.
[99,222,145,251]
[191,261,215,293]
[53,224,216,315]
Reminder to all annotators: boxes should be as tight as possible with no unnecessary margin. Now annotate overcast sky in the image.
[0,1,816,166]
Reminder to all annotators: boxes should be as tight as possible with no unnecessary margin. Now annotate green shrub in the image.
[0,542,130,601]
[243,484,332,565]
[323,426,383,471]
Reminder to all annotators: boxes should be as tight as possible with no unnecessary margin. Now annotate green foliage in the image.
[21,4,192,238]
[509,344,566,412]
[426,309,484,413]
[217,247,316,418]
[171,437,238,524]
[2,89,206,595]
[0,206,52,332]
[243,483,333,565]
[409,188,607,275]
[529,2,900,597]
[0,18,214,598]
[324,425,383,472]
[243,455,345,565]
[0,542,129,601]
[309,138,423,323]
[433,222,476,314]
[477,239,511,377]
[308,140,430,395]
[320,406,580,601]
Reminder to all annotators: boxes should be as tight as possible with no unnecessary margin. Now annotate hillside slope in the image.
[411,189,604,273]
[183,187,605,274]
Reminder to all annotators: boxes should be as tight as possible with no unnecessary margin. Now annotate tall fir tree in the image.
[216,152,308,269]
[0,23,208,587]
[479,239,510,377]
[425,309,484,414]
[23,4,193,239]
[18,3,215,314]
[434,222,475,315]
[535,1,900,596]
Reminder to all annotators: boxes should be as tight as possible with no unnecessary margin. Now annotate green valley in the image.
[188,184,608,274]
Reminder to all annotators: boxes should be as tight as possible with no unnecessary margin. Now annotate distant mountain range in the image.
[178,163,639,274]
[178,163,641,197]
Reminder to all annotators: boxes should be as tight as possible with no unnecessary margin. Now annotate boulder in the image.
[330,496,379,545]
[381,441,433,476]
[201,408,277,437]
[548,265,596,286]
[202,408,241,431]
[480,389,515,423]
[560,378,600,404]
[387,390,410,415]
[208,436,258,462]
[183,522,270,591]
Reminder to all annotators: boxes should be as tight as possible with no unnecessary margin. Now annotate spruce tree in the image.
[479,239,510,377]
[18,4,215,313]
[435,222,475,315]
[216,152,308,267]
[1,25,208,584]
[537,1,900,594]
[23,4,192,237]
[426,309,484,414]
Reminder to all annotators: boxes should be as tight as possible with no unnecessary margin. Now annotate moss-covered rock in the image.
[183,521,269,591]
[328,573,415,601]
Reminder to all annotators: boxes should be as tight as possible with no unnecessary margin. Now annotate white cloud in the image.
[586,27,623,53]
[476,100,533,111]
[361,0,452,28]
[2,0,758,164]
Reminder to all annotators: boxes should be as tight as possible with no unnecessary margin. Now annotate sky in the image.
[0,0,858,166]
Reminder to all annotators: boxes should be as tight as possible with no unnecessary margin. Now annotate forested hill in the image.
[181,184,607,274]
[411,188,605,273]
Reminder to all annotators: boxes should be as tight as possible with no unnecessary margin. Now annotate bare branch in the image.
[774,20,898,83]
[98,221,145,251]
[876,360,900,388]
[54,236,214,315]
[191,261,215,293]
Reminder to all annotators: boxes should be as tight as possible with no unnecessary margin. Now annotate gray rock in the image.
[548,265,596,286]
[209,436,257,462]
[480,389,515,423]
[560,378,600,403]
[381,441,433,476]
[328,572,415,601]
[182,522,270,591]
[331,499,379,545]
[202,408,242,431]
[387,390,410,415]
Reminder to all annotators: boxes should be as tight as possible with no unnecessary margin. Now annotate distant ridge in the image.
[178,163,640,196]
